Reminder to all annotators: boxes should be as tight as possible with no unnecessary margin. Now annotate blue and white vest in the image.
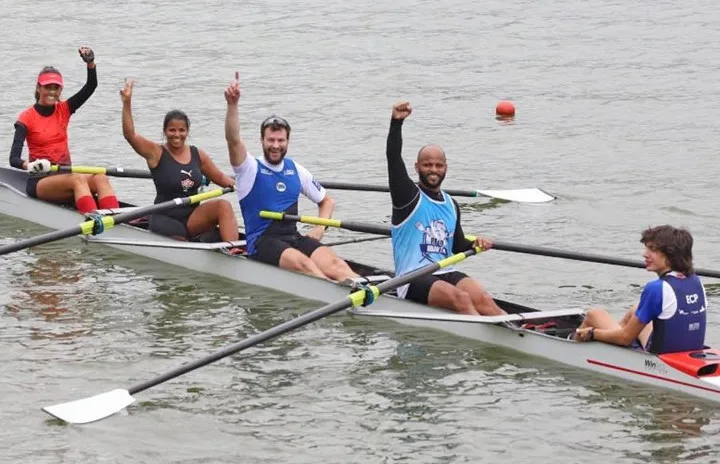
[636,273,707,354]
[391,190,457,277]
[240,158,301,255]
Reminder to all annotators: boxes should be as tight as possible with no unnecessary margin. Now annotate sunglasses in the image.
[261,116,290,130]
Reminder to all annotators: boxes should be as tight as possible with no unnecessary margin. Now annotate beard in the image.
[263,146,287,165]
[418,171,445,190]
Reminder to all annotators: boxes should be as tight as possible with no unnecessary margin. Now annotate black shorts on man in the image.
[404,270,469,304]
[251,232,323,266]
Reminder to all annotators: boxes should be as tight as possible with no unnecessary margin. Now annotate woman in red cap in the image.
[9,47,119,213]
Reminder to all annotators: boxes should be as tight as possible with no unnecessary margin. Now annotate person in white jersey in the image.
[386,100,504,316]
[224,75,358,281]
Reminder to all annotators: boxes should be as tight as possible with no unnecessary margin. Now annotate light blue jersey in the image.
[391,190,457,280]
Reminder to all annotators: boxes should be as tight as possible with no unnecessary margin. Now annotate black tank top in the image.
[150,145,203,204]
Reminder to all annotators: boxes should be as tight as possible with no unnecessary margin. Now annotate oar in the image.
[316,180,556,203]
[50,165,152,178]
[261,212,720,279]
[42,246,483,424]
[323,235,389,247]
[260,211,390,235]
[47,166,555,203]
[0,188,233,256]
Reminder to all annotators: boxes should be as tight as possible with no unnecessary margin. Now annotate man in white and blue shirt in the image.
[224,77,357,281]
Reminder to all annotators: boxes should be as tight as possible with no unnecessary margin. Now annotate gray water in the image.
[2,0,720,462]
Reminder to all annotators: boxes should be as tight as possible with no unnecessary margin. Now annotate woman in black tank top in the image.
[120,79,239,242]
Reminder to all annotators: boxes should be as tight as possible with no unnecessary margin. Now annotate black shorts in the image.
[26,176,42,198]
[404,270,469,305]
[26,176,77,207]
[149,206,197,240]
[251,233,324,266]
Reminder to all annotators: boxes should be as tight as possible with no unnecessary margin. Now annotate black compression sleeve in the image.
[387,118,420,225]
[67,66,97,113]
[452,198,474,253]
[9,122,27,169]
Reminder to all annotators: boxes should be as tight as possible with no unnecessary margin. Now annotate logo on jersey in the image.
[312,178,322,192]
[686,294,699,304]
[180,169,195,192]
[276,181,287,192]
[415,220,449,263]
[260,168,273,175]
[283,169,296,176]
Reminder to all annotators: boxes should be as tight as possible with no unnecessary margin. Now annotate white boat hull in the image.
[2,167,720,404]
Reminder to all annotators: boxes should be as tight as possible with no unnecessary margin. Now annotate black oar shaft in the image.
[51,169,478,198]
[129,296,353,394]
[318,180,476,198]
[0,226,84,255]
[266,213,720,280]
[323,235,388,247]
[128,247,478,395]
[492,241,720,279]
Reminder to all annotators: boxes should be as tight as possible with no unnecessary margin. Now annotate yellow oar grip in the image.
[464,236,486,253]
[299,215,341,228]
[189,188,226,204]
[79,216,116,235]
[259,211,342,229]
[74,166,107,175]
[260,211,284,220]
[51,165,108,175]
[437,248,478,268]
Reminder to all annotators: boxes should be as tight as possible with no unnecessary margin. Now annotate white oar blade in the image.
[476,188,555,203]
[42,389,135,424]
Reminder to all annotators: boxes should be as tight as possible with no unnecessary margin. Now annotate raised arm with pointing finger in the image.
[225,73,248,167]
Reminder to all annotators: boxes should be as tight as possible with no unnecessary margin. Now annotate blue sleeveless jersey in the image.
[391,190,457,277]
[635,272,707,354]
[240,158,301,255]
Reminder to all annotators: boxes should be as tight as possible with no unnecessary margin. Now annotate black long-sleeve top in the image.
[9,66,97,169]
[386,118,473,253]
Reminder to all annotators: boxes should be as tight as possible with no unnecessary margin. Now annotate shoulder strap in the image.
[190,145,200,162]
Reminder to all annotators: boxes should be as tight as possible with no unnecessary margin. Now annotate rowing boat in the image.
[1,166,719,404]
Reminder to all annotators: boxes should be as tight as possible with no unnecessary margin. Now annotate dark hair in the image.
[163,110,190,132]
[641,225,694,275]
[35,66,61,102]
[260,115,291,138]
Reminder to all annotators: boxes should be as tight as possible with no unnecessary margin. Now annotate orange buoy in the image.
[496,100,515,117]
